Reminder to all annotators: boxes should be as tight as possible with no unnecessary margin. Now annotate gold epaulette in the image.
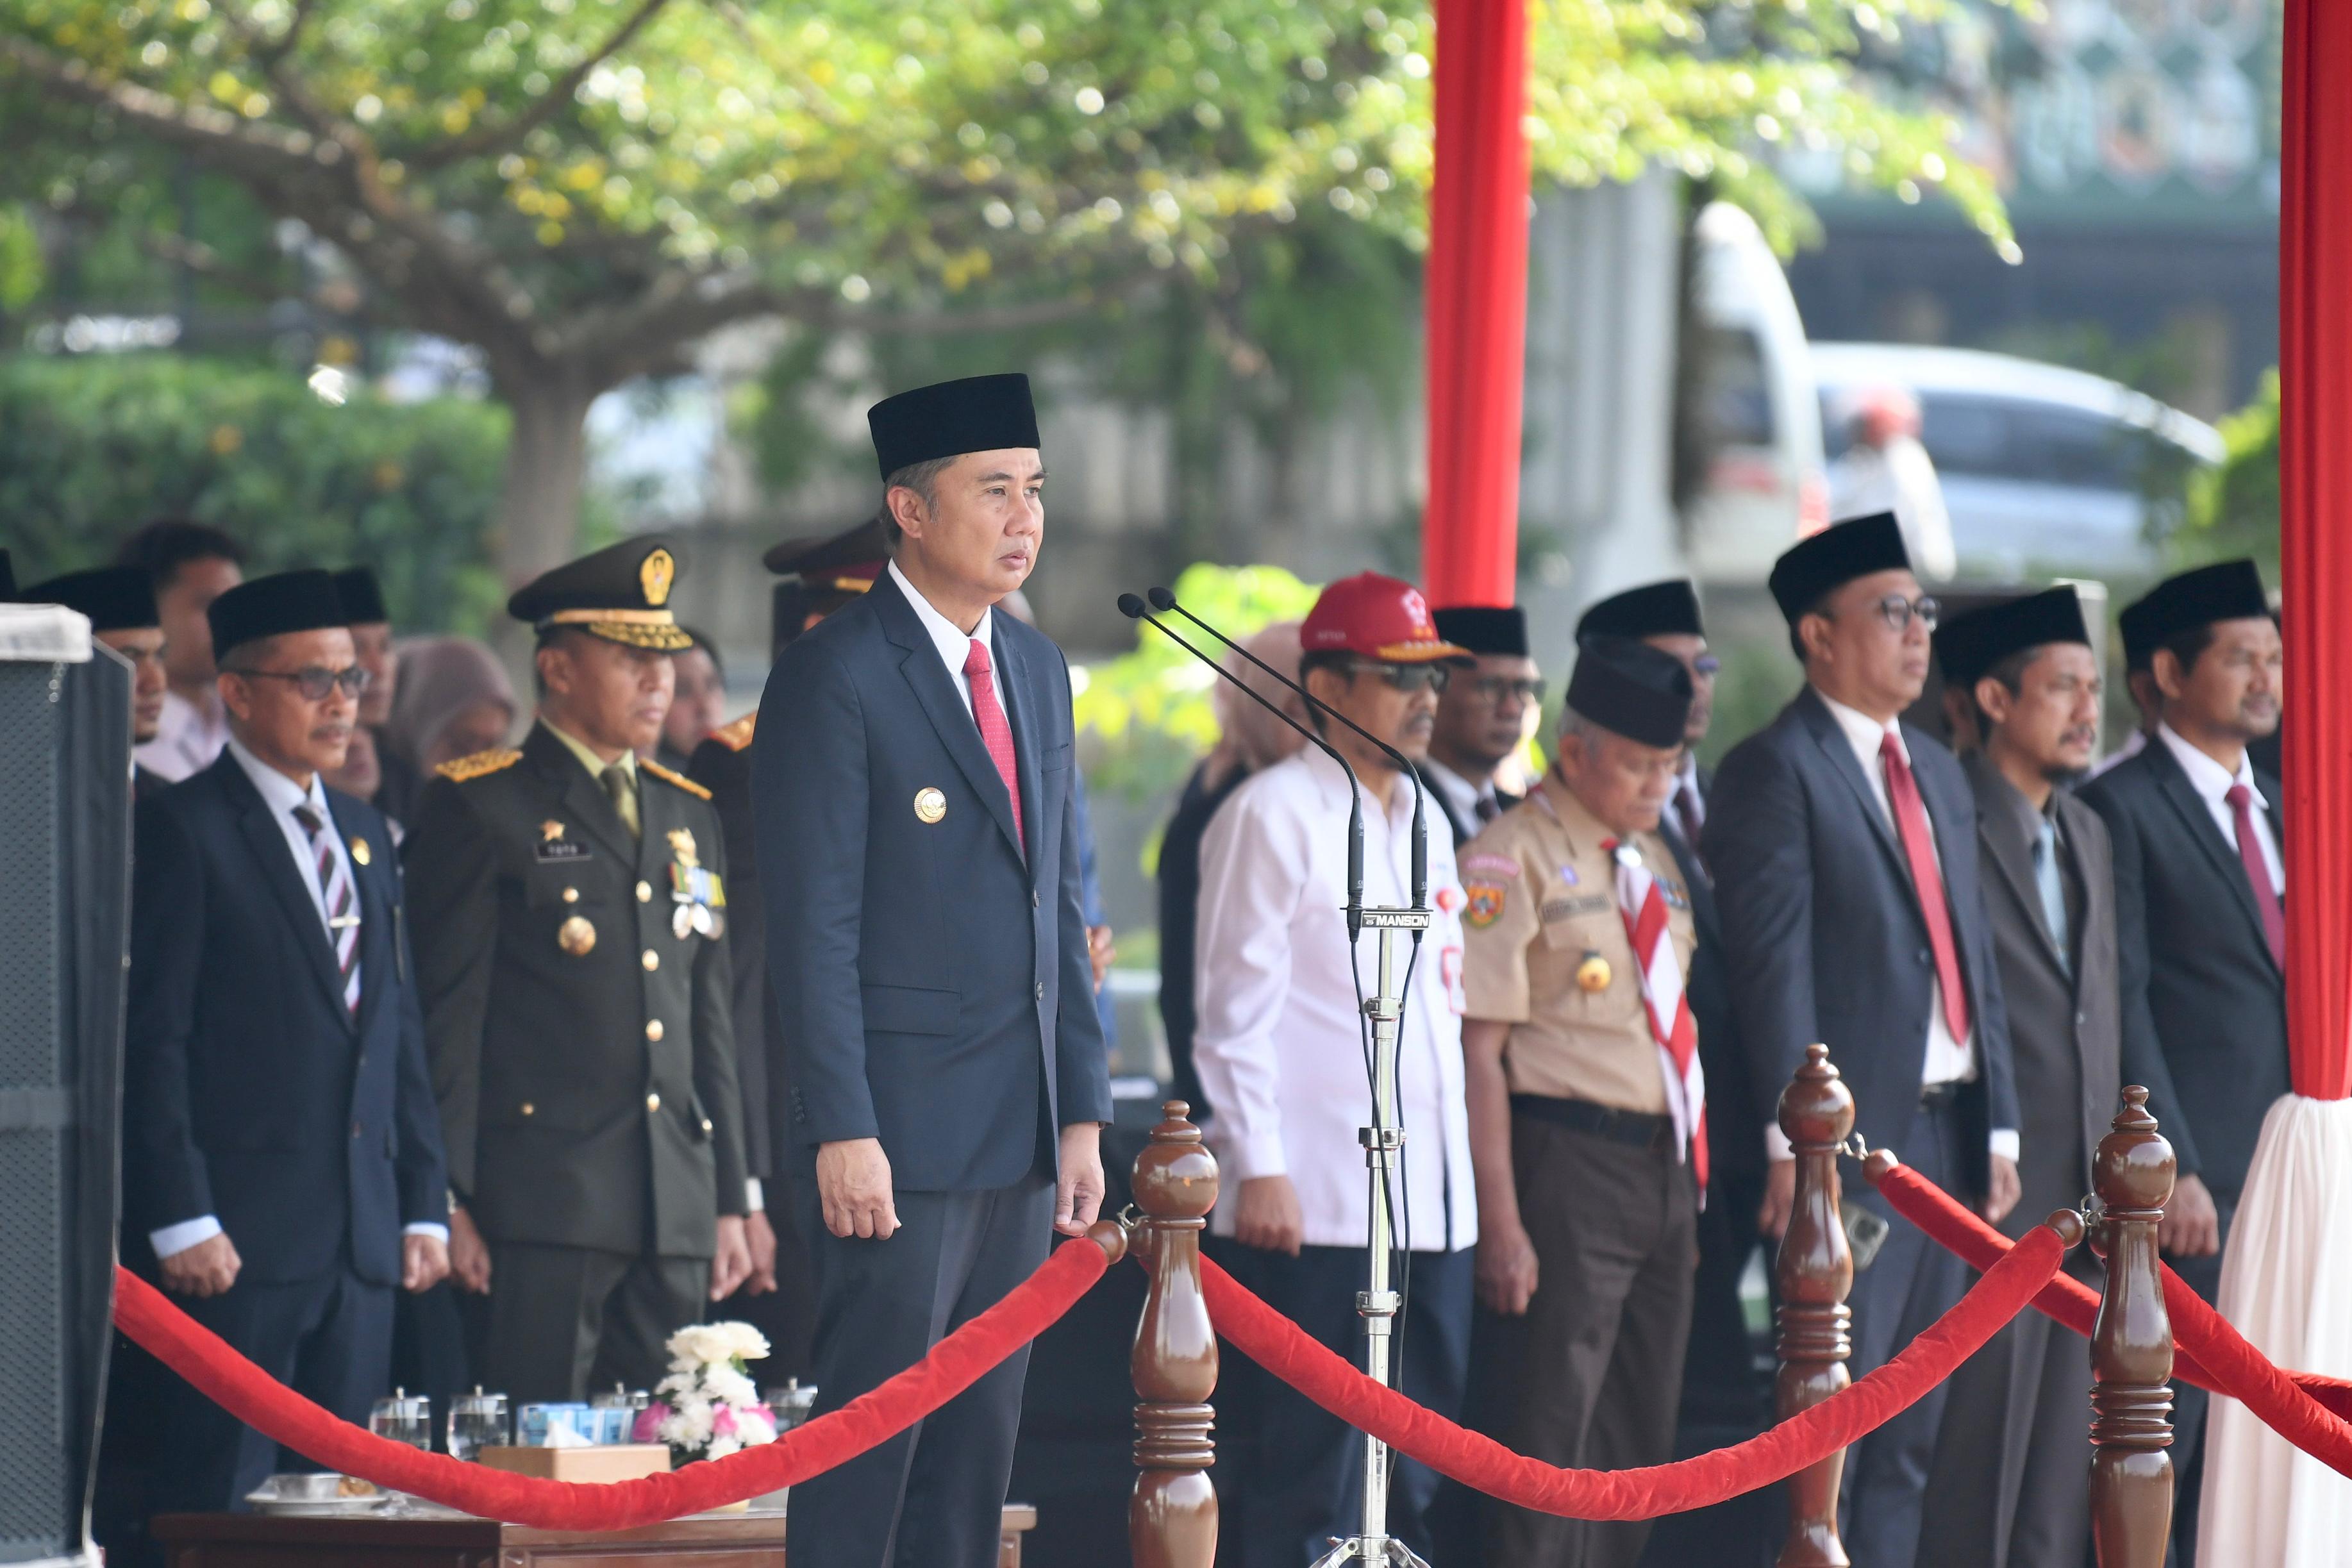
[642,756,712,800]
[710,712,756,753]
[435,747,522,782]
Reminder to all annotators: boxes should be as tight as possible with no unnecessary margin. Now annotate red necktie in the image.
[2226,783,2285,967]
[1605,840,1707,1191]
[964,638,1024,856]
[1880,733,1970,1043]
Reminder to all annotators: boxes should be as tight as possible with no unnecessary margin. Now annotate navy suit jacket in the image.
[1702,687,2018,1196]
[753,570,1113,1192]
[125,752,446,1285]
[2080,740,2287,1195]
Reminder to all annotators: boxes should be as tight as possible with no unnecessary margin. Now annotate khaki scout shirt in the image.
[1458,771,1697,1114]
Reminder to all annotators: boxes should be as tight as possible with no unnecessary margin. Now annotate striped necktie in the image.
[291,804,362,1017]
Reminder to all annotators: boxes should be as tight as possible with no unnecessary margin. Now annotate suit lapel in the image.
[1794,689,1909,880]
[992,613,1045,880]
[524,724,639,867]
[2146,742,2271,960]
[219,756,350,1024]
[1965,754,2067,978]
[872,574,1026,861]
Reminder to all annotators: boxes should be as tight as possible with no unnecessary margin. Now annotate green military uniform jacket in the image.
[406,720,749,1259]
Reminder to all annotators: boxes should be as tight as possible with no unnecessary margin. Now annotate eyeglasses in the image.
[1467,675,1547,706]
[1866,594,1941,633]
[1345,660,1453,694]
[1690,654,1722,676]
[237,665,372,701]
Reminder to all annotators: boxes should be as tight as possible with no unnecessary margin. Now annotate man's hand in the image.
[1087,926,1117,994]
[1233,1174,1305,1256]
[159,1231,240,1298]
[1475,1222,1540,1317]
[1758,1158,1796,1241]
[447,1206,493,1294]
[1979,1153,2022,1226]
[710,1216,753,1300]
[2161,1172,2222,1258]
[1056,1122,1106,1237]
[817,1138,899,1240]
[742,1210,779,1295]
[402,1233,451,1292]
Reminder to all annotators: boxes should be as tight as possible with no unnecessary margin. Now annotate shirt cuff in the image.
[1764,1122,1793,1162]
[403,1222,451,1244]
[742,1177,765,1213]
[151,1215,223,1260]
[1222,1130,1289,1184]
[1989,1129,2021,1163]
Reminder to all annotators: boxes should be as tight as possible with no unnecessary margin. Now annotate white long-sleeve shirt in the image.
[1191,749,1477,1253]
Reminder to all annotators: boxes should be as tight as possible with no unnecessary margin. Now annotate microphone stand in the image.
[1121,591,1435,1567]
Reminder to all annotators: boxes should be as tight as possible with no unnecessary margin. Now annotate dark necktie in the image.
[1674,784,1705,867]
[2226,783,2285,967]
[964,639,1024,855]
[290,805,361,1017]
[1474,794,1499,826]
[1880,733,1971,1042]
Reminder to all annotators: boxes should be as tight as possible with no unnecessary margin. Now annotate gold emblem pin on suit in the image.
[350,837,372,867]
[667,828,699,867]
[914,787,947,824]
[542,820,565,842]
[559,914,597,956]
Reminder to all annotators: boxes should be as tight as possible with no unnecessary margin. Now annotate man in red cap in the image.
[1194,571,1478,1567]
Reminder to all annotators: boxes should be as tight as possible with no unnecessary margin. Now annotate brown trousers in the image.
[1477,1113,1699,1568]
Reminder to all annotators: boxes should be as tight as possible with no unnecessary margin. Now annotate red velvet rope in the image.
[1870,1160,2352,1453]
[111,1236,1112,1528]
[1199,1224,2065,1519]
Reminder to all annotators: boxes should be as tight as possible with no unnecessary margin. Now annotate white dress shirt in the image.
[1783,691,2016,1162]
[1421,755,1499,830]
[149,740,447,1260]
[2084,725,2148,782]
[2155,723,2285,892]
[890,560,1003,726]
[135,688,231,783]
[1192,749,1478,1252]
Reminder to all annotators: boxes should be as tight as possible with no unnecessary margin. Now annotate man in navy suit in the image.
[1703,514,2019,1568]
[124,571,448,1522]
[754,374,1113,1568]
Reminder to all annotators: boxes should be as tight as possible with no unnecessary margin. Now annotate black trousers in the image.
[787,1173,1054,1568]
[474,1242,710,1401]
[1839,1094,1971,1568]
[152,1265,392,1515]
[1212,1240,1474,1568]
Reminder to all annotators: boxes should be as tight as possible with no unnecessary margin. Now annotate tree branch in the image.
[412,0,675,170]
[133,228,293,304]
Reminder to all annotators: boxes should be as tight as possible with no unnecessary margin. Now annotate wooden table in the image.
[154,1505,1038,1567]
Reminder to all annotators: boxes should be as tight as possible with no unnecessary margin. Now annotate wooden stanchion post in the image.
[2090,1087,2175,1567]
[1130,1101,1221,1568]
[1776,1043,1855,1568]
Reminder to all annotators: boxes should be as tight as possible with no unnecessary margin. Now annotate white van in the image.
[1680,202,1830,585]
[1810,343,2224,577]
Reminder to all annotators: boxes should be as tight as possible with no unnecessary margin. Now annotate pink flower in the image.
[712,1406,738,1437]
[631,1407,663,1444]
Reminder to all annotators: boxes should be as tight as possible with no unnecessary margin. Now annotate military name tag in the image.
[535,840,592,862]
[1541,894,1610,923]
[914,787,946,824]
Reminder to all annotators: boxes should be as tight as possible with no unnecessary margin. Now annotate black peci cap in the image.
[1935,587,2091,690]
[332,566,390,625]
[209,570,349,663]
[1431,605,1529,658]
[869,373,1040,481]
[2118,560,2269,672]
[1566,636,1693,751]
[1767,512,1912,624]
[508,537,693,651]
[1576,579,1704,642]
[22,567,160,633]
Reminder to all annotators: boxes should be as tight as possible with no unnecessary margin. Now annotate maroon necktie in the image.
[1880,733,1971,1043]
[964,638,1024,855]
[2226,783,2285,967]
[1674,784,1705,867]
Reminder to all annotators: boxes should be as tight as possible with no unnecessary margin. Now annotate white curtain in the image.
[2199,1094,2352,1566]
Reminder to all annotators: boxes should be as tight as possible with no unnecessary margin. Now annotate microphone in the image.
[1146,585,1430,910]
[1117,593,1365,934]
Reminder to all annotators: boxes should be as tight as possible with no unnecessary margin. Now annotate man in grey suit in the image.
[1703,513,2019,1568]
[753,373,1113,1568]
[1919,588,2121,1568]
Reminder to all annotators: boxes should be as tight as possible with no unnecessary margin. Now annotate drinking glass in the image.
[369,1389,432,1452]
[447,1388,510,1462]
[765,1380,818,1434]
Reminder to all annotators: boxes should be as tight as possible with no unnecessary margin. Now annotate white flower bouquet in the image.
[631,1320,779,1462]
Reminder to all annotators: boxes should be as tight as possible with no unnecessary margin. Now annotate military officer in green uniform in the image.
[406,537,754,1399]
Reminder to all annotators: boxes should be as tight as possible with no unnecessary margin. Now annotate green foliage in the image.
[2174,369,2280,574]
[0,351,510,631]
[1073,560,1321,801]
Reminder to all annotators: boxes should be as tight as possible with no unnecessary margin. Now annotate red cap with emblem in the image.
[1301,572,1474,664]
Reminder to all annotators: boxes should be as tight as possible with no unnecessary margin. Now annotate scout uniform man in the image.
[1458,636,1704,1568]
[405,536,754,1401]
[685,513,888,1374]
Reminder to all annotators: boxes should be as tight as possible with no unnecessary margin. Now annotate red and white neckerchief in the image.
[1602,835,1708,1194]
